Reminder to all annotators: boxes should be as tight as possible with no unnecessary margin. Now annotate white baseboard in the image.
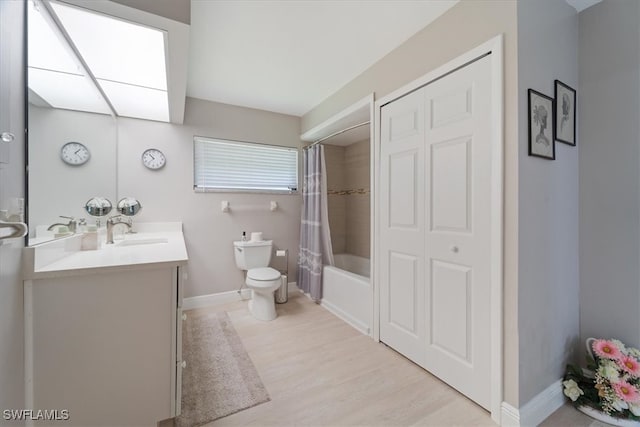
[287,282,300,295]
[500,402,521,426]
[500,379,565,426]
[320,299,371,336]
[183,282,298,310]
[183,289,252,310]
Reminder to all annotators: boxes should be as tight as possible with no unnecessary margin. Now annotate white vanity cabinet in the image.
[23,224,187,426]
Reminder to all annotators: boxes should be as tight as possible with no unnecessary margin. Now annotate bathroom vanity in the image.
[23,223,188,426]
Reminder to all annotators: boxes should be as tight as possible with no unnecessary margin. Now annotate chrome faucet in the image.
[106,215,132,244]
[47,216,78,233]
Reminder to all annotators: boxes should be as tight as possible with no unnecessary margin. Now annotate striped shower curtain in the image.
[297,144,334,301]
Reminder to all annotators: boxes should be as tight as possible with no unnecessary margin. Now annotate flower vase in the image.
[577,405,640,427]
[575,338,640,426]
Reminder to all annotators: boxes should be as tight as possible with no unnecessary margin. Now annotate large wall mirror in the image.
[26,0,188,245]
[27,0,117,245]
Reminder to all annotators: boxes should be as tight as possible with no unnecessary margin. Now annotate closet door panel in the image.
[430,136,472,233]
[379,88,426,366]
[423,55,492,410]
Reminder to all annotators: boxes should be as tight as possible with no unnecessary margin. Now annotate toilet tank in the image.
[233,240,273,270]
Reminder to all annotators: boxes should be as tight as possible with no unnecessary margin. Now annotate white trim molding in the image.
[501,402,521,427]
[183,289,252,310]
[320,299,371,336]
[500,379,565,427]
[183,282,299,310]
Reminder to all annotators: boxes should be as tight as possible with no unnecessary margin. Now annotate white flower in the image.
[598,360,621,382]
[611,398,629,412]
[628,347,640,359]
[563,379,584,402]
[612,339,627,353]
[629,403,640,416]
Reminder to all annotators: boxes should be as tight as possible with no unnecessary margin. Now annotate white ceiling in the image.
[187,0,458,117]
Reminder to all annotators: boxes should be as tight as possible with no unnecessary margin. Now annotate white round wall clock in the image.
[142,148,166,170]
[60,141,90,166]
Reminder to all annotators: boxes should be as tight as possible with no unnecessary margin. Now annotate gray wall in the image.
[0,0,25,420]
[302,0,521,406]
[117,97,302,298]
[579,0,640,348]
[517,0,580,405]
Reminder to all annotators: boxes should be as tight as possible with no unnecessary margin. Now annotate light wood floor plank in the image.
[191,292,586,426]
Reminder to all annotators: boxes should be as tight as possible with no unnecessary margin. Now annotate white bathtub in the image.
[321,253,372,336]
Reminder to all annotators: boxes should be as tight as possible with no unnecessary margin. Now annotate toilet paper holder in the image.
[275,249,288,274]
[275,248,289,304]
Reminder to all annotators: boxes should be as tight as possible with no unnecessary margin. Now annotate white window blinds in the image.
[194,136,298,193]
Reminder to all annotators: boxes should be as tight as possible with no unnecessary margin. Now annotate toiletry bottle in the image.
[82,225,99,251]
[241,231,247,241]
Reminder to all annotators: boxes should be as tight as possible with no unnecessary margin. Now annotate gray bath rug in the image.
[176,310,270,427]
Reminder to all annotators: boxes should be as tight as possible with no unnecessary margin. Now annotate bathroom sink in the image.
[116,237,169,247]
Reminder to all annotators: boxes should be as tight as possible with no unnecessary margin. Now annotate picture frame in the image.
[554,80,576,146]
[528,89,555,160]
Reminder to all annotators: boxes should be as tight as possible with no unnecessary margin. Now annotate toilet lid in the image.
[247,267,281,281]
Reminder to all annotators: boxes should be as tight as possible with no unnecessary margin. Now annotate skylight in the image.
[50,2,168,91]
[28,2,78,74]
[28,0,170,123]
[28,67,112,114]
[27,1,111,114]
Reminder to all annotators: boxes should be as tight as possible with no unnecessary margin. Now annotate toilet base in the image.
[248,290,277,321]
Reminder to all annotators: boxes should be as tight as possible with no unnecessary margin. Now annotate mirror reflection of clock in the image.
[142,148,166,170]
[60,142,90,166]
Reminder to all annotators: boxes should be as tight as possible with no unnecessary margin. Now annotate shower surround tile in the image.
[323,140,370,258]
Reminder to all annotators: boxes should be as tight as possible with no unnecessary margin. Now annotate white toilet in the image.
[233,239,282,321]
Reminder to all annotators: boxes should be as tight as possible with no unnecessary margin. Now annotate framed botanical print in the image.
[554,80,576,146]
[528,89,555,160]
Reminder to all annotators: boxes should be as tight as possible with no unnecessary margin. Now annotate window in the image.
[194,136,298,193]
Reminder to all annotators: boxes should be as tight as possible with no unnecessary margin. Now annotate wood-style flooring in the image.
[185,292,593,426]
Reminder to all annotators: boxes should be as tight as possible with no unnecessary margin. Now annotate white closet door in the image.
[379,88,427,366]
[380,55,493,410]
[423,55,492,410]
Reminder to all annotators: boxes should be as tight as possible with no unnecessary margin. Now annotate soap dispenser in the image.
[241,231,247,242]
[77,218,87,233]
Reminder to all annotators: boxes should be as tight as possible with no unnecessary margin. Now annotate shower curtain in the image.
[297,144,334,302]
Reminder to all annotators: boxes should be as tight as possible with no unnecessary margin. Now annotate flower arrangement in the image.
[564,338,640,423]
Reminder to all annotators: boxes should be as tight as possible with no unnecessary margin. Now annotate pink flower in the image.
[593,339,623,360]
[612,381,640,403]
[619,356,640,377]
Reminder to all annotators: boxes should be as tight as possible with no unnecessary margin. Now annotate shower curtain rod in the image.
[303,121,371,150]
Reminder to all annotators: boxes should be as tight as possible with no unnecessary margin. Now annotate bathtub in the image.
[321,253,372,336]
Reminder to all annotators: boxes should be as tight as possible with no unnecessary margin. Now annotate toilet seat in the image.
[247,267,281,281]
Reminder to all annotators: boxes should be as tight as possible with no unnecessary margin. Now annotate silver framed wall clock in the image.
[60,141,90,166]
[142,148,166,170]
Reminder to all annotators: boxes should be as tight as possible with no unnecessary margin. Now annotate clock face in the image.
[142,148,166,170]
[60,142,90,166]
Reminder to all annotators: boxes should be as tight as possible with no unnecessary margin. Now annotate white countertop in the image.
[24,222,188,279]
